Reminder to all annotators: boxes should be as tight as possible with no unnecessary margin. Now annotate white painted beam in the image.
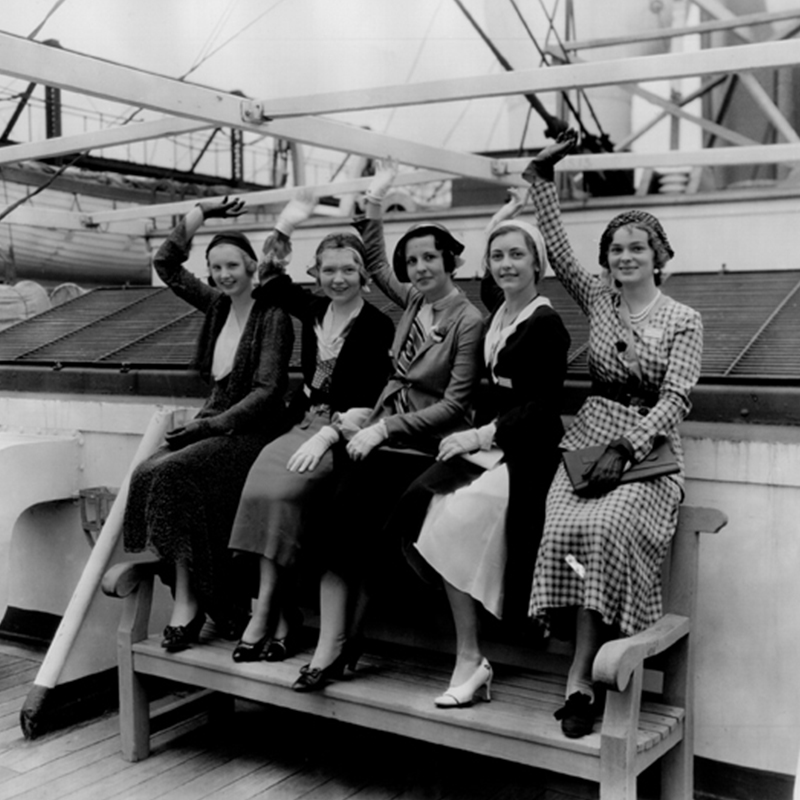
[253,39,800,118]
[0,32,504,183]
[503,143,800,174]
[82,169,453,225]
[76,144,800,227]
[0,118,212,166]
[560,8,800,52]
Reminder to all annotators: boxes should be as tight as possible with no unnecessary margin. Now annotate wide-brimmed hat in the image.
[392,222,465,282]
[205,231,257,262]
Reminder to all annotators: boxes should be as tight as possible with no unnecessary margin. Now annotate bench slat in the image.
[131,634,681,763]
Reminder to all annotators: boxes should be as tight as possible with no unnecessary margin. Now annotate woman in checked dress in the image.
[523,131,703,738]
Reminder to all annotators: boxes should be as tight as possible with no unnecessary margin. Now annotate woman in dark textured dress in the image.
[123,197,294,652]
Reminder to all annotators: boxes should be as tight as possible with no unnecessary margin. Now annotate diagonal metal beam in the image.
[738,72,800,143]
[545,47,760,148]
[624,82,760,147]
[0,118,212,166]
[559,8,800,52]
[689,0,800,143]
[0,31,505,183]
[249,39,800,118]
[614,15,800,152]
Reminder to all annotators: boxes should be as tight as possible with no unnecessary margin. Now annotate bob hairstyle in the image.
[307,232,368,286]
[205,231,258,285]
[391,222,465,283]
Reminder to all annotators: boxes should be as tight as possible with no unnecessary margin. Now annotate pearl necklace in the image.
[627,291,661,325]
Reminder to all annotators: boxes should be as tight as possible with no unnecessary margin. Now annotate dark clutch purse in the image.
[562,436,679,494]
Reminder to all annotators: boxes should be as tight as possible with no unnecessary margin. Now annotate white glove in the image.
[486,187,528,234]
[436,424,495,462]
[286,425,340,473]
[346,420,388,461]
[365,157,398,204]
[334,407,373,440]
[275,188,316,237]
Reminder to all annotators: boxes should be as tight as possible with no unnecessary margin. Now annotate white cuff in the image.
[476,423,496,451]
[274,219,295,237]
[317,425,341,447]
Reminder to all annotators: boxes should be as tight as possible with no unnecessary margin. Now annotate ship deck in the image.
[0,642,659,800]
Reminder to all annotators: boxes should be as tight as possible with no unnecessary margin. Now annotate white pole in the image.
[20,405,187,737]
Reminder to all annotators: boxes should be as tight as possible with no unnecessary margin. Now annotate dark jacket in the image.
[154,222,294,436]
[295,294,395,413]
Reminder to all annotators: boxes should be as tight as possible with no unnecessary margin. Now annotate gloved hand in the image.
[487,187,528,232]
[164,419,215,450]
[346,421,388,461]
[365,157,398,204]
[334,407,373,440]
[274,188,316,237]
[437,428,484,462]
[196,196,246,220]
[579,437,634,497]
[522,128,579,184]
[286,425,340,473]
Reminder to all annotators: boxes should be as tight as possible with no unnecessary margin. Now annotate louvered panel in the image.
[0,273,797,380]
[727,292,800,377]
[105,314,205,366]
[662,272,800,376]
[28,289,196,363]
[0,287,160,360]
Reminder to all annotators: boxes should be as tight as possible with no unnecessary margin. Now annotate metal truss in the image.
[0,0,798,228]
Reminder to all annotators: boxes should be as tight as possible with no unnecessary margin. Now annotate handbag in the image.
[562,436,679,493]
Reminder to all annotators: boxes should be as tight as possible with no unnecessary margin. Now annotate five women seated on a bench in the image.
[124,129,703,740]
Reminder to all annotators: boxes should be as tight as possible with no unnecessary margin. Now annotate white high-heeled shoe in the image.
[434,658,493,708]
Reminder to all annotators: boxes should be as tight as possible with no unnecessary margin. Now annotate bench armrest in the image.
[592,613,690,691]
[102,560,163,599]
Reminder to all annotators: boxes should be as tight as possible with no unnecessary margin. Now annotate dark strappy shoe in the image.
[161,611,206,653]
[232,631,271,663]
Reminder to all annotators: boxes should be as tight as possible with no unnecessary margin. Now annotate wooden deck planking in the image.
[0,642,654,800]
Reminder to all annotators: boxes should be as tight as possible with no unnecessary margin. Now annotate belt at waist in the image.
[591,382,659,413]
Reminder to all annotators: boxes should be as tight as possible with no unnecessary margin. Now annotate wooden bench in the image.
[102,504,726,800]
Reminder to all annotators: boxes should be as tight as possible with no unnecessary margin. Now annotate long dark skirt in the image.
[321,445,436,585]
[123,432,270,619]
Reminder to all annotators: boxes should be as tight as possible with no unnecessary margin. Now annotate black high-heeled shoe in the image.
[291,637,364,693]
[232,631,271,663]
[263,609,304,662]
[161,611,206,653]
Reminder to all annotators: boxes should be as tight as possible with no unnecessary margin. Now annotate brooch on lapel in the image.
[430,323,448,344]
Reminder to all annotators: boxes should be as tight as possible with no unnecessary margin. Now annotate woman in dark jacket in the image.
[228,195,394,663]
[123,197,294,652]
[395,191,569,707]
